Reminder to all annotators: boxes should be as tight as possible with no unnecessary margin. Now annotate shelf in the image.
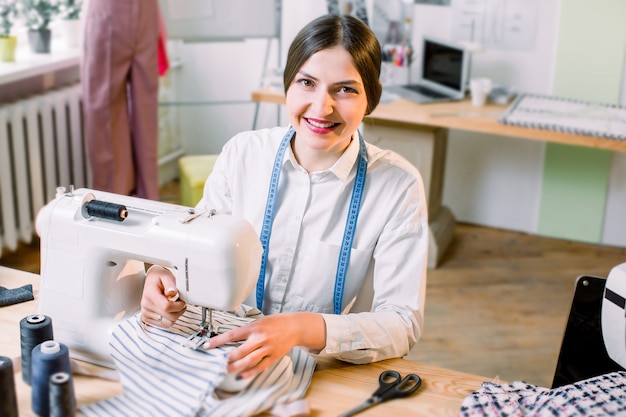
[0,41,80,86]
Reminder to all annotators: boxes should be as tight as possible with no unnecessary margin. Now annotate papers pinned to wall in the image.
[451,0,539,51]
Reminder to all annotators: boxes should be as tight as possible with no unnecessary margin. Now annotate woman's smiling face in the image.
[285,45,368,161]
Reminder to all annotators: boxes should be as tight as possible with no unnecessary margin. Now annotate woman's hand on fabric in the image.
[206,312,326,380]
[140,265,186,328]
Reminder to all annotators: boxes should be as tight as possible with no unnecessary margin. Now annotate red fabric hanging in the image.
[157,7,169,77]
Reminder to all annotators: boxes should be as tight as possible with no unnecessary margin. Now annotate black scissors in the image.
[338,370,422,417]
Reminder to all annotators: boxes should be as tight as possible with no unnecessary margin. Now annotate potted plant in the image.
[57,0,82,48]
[0,1,18,62]
[17,0,60,53]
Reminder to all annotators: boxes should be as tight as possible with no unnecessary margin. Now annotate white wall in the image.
[613,47,626,244]
[437,1,561,234]
[622,43,626,106]
[169,37,275,155]
[170,0,327,156]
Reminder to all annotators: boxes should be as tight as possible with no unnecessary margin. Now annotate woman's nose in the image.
[311,90,334,115]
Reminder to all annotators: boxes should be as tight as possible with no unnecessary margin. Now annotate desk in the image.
[252,87,626,267]
[1,266,488,416]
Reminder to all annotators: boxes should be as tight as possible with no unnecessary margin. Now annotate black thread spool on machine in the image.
[81,193,129,223]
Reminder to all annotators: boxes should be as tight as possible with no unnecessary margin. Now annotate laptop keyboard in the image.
[404,85,449,99]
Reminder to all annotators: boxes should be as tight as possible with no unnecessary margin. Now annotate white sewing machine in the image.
[36,187,263,367]
[602,262,626,369]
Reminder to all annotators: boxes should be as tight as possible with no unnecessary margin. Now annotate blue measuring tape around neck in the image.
[256,127,368,314]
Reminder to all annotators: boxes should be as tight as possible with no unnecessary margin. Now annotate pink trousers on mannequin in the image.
[82,0,160,200]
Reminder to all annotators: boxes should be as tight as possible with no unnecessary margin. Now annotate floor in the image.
[407,223,626,388]
[3,179,626,389]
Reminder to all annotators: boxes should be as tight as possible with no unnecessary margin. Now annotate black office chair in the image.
[551,275,625,388]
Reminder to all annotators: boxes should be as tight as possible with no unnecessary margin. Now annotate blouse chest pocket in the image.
[292,240,374,313]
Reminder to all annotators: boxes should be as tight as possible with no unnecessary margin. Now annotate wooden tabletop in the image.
[252,86,626,153]
[1,266,488,416]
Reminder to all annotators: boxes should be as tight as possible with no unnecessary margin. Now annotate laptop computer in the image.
[383,36,470,104]
[551,275,625,388]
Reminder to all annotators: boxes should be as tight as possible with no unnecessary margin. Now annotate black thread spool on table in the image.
[20,314,54,385]
[0,356,19,417]
[49,372,76,417]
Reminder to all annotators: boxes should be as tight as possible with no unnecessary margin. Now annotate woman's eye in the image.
[298,79,314,87]
[339,86,357,94]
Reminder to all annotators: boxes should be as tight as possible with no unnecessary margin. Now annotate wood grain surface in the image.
[0,266,487,417]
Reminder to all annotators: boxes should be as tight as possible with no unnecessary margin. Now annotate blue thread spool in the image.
[31,341,72,417]
[0,356,19,417]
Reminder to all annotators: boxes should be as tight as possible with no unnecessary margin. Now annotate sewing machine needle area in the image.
[183,307,219,349]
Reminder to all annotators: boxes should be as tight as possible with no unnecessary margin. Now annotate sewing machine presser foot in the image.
[182,307,218,350]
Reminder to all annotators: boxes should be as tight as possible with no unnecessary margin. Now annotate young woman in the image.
[141,13,428,381]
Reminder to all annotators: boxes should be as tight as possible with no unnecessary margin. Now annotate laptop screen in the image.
[421,37,469,95]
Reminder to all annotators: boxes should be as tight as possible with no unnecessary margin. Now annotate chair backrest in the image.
[551,275,625,388]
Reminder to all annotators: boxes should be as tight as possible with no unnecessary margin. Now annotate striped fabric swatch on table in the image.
[81,305,316,417]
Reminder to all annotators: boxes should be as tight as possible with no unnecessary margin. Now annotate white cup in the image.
[470,78,493,106]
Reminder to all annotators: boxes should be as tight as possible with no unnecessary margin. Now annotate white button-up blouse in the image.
[196,126,428,363]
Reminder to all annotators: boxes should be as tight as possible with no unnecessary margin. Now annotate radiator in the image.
[0,83,89,257]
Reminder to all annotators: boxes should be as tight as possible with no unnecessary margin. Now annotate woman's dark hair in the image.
[283,14,382,115]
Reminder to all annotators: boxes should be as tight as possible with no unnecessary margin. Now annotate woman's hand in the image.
[206,312,326,380]
[140,265,187,328]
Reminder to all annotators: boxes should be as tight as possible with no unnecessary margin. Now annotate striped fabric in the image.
[81,305,316,417]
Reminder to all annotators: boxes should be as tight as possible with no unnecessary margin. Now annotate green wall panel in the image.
[537,0,626,242]
[538,144,611,242]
